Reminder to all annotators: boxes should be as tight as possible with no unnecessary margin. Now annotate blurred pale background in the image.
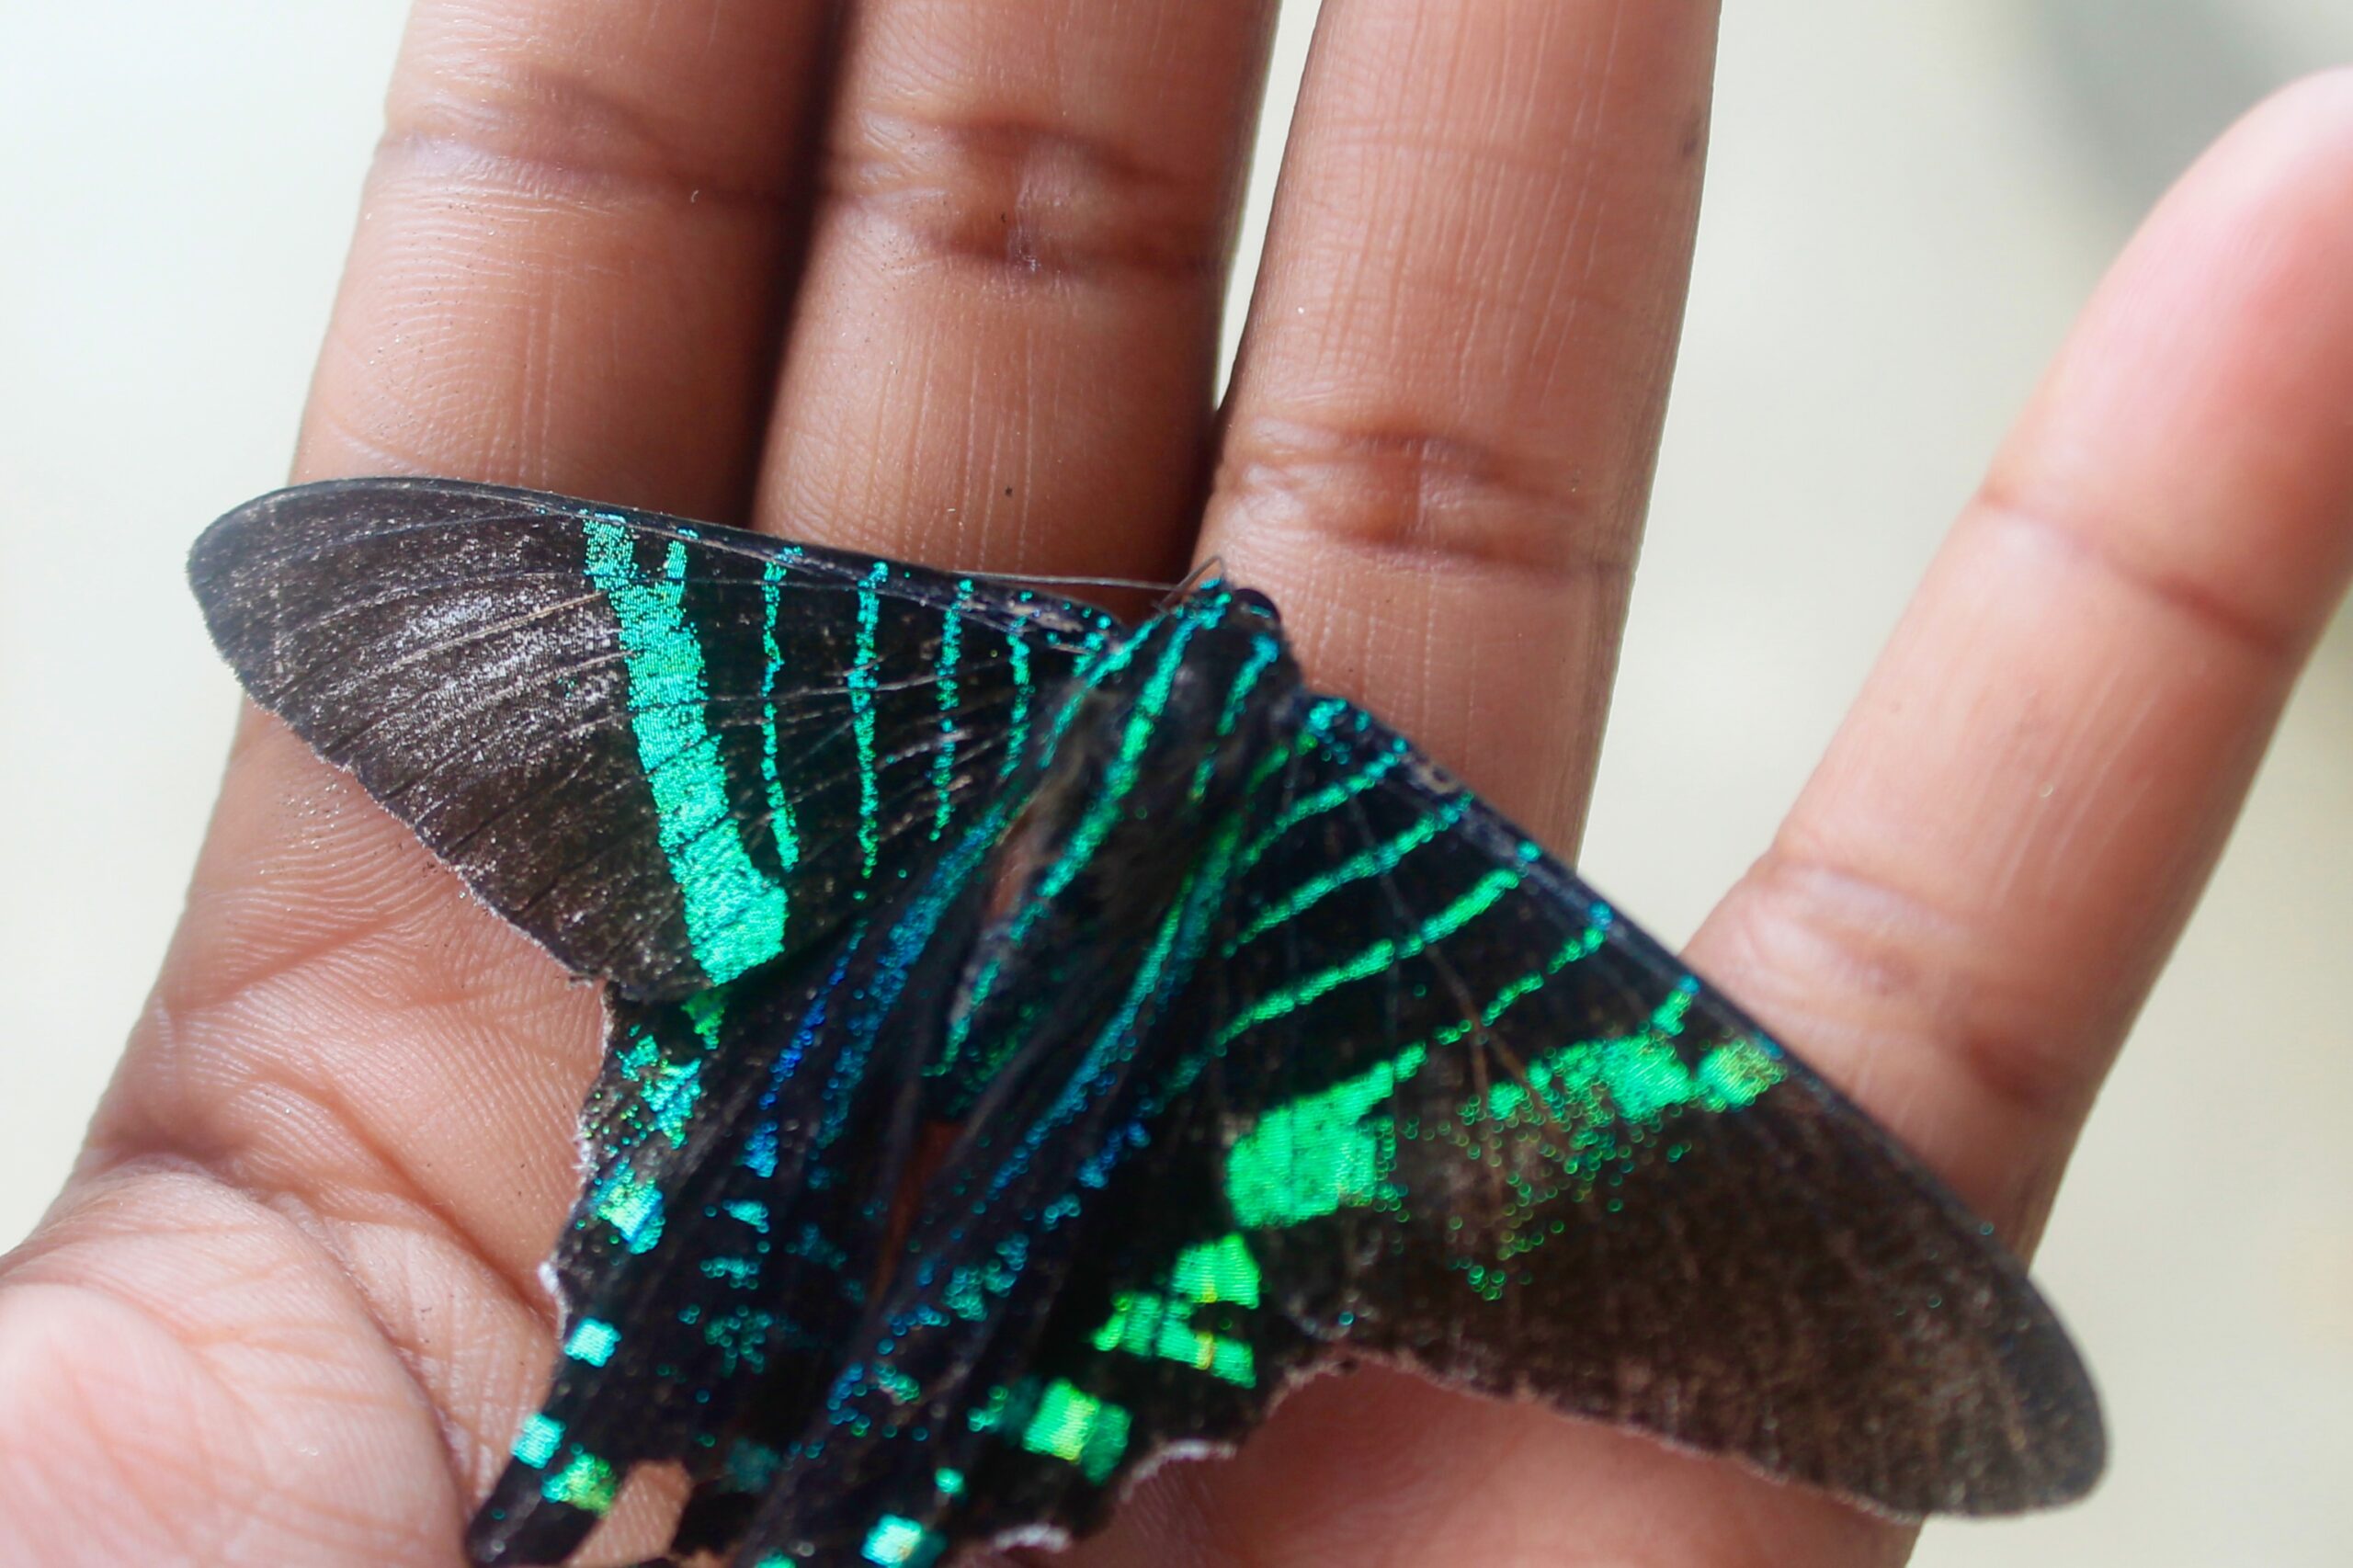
[3,4,2347,1564]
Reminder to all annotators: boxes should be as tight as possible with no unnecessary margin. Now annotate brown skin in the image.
[4,3,2351,1562]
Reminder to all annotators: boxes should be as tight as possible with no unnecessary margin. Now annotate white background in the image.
[2,4,2348,1563]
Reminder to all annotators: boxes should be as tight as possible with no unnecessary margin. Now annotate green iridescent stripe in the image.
[1226,794,1472,954]
[582,517,787,983]
[1188,631,1281,801]
[1215,853,1534,1046]
[757,552,803,875]
[1237,735,1408,869]
[1228,937,1790,1249]
[998,619,1032,780]
[930,581,972,840]
[849,561,887,881]
[1029,606,1211,917]
[945,599,1229,1066]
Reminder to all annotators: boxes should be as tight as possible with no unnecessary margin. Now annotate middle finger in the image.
[755,0,1279,579]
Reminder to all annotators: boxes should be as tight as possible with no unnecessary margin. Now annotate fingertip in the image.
[1990,66,2353,661]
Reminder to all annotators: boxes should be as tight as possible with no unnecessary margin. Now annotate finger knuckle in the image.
[1215,412,1637,591]
[823,108,1229,288]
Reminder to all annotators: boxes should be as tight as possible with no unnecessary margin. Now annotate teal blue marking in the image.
[757,554,802,877]
[931,582,970,840]
[1216,864,1525,1045]
[722,1198,769,1232]
[582,517,786,983]
[645,1055,701,1147]
[700,1256,760,1288]
[725,1441,786,1494]
[1228,794,1470,953]
[850,561,888,880]
[511,1413,564,1469]
[934,1467,965,1498]
[563,1318,620,1368]
[701,1305,776,1375]
[862,1514,943,1567]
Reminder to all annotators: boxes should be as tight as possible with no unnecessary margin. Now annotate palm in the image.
[6,6,2352,1565]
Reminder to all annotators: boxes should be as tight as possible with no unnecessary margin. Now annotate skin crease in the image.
[2,0,2351,1560]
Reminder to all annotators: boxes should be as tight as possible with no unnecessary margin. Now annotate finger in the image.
[32,2,837,1554]
[1689,70,2353,1245]
[1067,6,1724,1566]
[755,0,1278,579]
[299,0,829,517]
[1201,0,1718,845]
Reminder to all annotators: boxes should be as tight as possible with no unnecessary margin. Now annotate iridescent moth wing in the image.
[190,483,2104,1568]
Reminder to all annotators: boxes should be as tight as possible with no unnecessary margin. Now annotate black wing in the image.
[1211,695,2104,1517]
[188,478,1116,998]
[469,802,1011,1565]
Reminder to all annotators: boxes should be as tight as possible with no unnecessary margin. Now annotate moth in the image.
[189,478,2104,1568]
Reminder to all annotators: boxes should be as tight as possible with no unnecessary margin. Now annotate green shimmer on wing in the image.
[1225,898,1790,1270]
[1226,793,1471,953]
[1476,984,1785,1131]
[1019,1381,1134,1483]
[1236,735,1405,869]
[931,582,969,841]
[1227,1045,1430,1228]
[1213,860,1529,1046]
[861,1515,944,1567]
[757,552,802,875]
[1087,1234,1264,1389]
[540,1447,619,1514]
[998,619,1032,780]
[587,1167,665,1255]
[583,517,788,983]
[1090,1290,1256,1387]
[850,561,888,881]
[1168,1232,1260,1306]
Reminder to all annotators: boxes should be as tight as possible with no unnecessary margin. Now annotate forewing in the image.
[188,478,1113,996]
[1213,696,2105,1517]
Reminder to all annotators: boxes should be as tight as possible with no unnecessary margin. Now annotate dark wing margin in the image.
[188,478,1116,997]
[1210,694,2105,1518]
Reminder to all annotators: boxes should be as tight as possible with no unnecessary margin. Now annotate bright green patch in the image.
[583,517,787,983]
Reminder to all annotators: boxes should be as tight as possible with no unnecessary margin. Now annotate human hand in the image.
[5,3,2351,1564]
